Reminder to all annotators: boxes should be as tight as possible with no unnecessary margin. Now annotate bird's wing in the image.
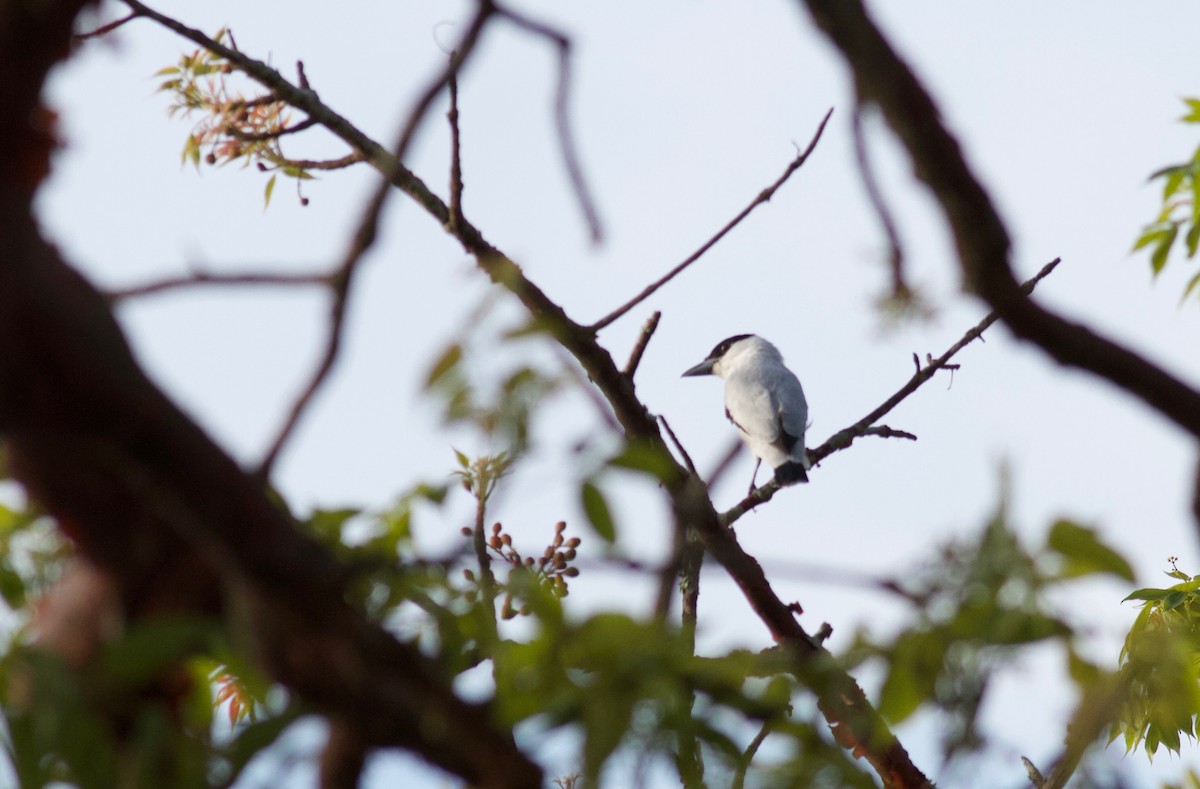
[774,370,808,453]
[724,382,776,441]
[725,366,807,461]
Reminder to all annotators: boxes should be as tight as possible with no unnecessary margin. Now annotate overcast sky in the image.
[29,0,1200,786]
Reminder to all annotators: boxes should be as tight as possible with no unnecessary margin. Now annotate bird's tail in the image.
[774,461,809,485]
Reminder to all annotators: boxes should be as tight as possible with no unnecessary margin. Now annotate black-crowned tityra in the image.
[682,334,810,491]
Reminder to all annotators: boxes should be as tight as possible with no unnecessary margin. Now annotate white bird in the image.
[682,334,810,491]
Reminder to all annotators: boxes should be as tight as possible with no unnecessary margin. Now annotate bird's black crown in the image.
[706,334,754,361]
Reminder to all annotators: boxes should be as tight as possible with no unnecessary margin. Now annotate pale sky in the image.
[29,0,1200,786]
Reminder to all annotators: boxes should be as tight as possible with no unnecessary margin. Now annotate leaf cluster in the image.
[156,30,318,207]
[844,507,1133,762]
[1134,98,1200,297]
[1113,562,1200,757]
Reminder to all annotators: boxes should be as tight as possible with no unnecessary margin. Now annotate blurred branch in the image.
[106,268,330,303]
[623,310,661,378]
[319,722,368,789]
[497,6,603,244]
[799,0,1200,440]
[720,258,1059,525]
[0,3,542,788]
[267,152,363,170]
[254,2,495,479]
[852,103,906,299]
[73,11,136,40]
[589,108,834,332]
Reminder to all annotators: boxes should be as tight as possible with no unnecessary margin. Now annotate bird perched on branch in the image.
[683,334,810,492]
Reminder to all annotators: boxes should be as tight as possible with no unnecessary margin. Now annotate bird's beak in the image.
[681,358,716,377]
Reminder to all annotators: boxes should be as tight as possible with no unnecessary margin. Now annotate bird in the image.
[682,334,810,492]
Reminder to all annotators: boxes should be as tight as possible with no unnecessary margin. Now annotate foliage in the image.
[1134,98,1200,297]
[844,497,1134,762]
[156,28,320,207]
[1113,561,1200,757]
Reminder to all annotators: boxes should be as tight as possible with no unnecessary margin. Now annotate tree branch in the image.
[1,4,540,786]
[852,103,906,299]
[623,310,661,378]
[798,0,1200,440]
[106,268,330,303]
[254,2,496,479]
[496,6,603,244]
[589,108,834,332]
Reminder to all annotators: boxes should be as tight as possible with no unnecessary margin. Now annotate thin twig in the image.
[852,103,906,298]
[472,495,498,638]
[496,5,603,244]
[106,269,330,303]
[447,54,465,235]
[255,3,496,478]
[658,415,696,475]
[719,258,1061,526]
[269,152,364,171]
[732,721,773,789]
[550,345,622,432]
[228,117,318,142]
[863,425,916,441]
[623,311,661,378]
[653,520,682,619]
[704,438,743,491]
[589,108,834,332]
[73,11,136,40]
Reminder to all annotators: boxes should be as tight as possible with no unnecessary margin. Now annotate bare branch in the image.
[812,258,1060,467]
[800,0,1200,441]
[863,424,916,441]
[589,107,834,332]
[852,103,906,299]
[1,3,543,785]
[73,11,136,40]
[254,2,496,478]
[228,116,318,142]
[471,495,498,639]
[659,414,696,476]
[705,438,743,491]
[447,54,465,236]
[106,269,330,303]
[497,5,603,244]
[268,152,363,171]
[622,310,661,378]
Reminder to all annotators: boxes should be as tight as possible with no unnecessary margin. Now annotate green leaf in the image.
[453,448,470,469]
[262,174,276,208]
[1182,97,1200,124]
[1066,648,1101,687]
[1133,225,1172,252]
[425,344,463,389]
[580,481,616,542]
[101,617,218,685]
[607,441,678,481]
[1124,587,1173,602]
[1182,270,1200,302]
[1151,224,1180,275]
[1163,169,1187,201]
[1046,519,1134,581]
[1186,219,1200,259]
[1164,590,1189,611]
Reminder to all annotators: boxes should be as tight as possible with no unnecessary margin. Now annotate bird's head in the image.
[681,333,762,378]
